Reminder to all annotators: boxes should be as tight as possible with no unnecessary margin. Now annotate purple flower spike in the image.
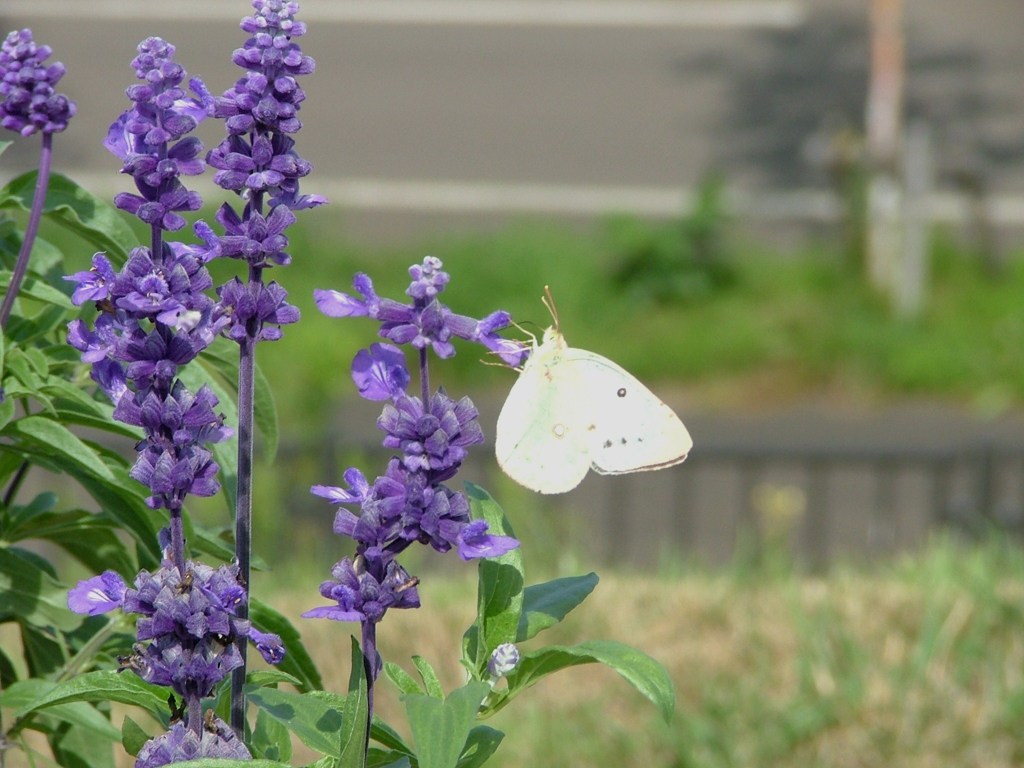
[0,29,76,137]
[106,37,209,230]
[135,717,251,768]
[311,257,522,638]
[67,571,127,615]
[207,0,321,211]
[352,343,410,401]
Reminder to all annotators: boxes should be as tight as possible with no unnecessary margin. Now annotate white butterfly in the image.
[495,292,692,494]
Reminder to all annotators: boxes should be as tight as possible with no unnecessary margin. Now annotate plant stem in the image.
[229,267,258,736]
[419,346,430,404]
[0,132,53,330]
[169,507,186,574]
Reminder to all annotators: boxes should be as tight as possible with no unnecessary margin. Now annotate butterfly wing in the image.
[495,336,593,494]
[560,348,692,476]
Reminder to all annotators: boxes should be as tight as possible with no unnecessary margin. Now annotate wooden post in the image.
[865,0,905,296]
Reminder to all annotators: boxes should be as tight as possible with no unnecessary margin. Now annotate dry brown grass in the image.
[6,542,1023,768]
[266,554,1024,768]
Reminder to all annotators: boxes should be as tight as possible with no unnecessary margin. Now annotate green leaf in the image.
[247,669,303,688]
[251,358,278,461]
[50,719,116,768]
[1,414,116,482]
[0,140,11,158]
[456,726,504,768]
[0,645,18,690]
[0,395,13,430]
[15,670,170,723]
[247,685,344,759]
[340,637,369,768]
[0,272,73,309]
[383,661,423,697]
[505,640,676,723]
[7,507,135,576]
[250,597,324,692]
[517,572,599,642]
[368,750,412,768]
[252,705,294,763]
[0,172,135,262]
[308,691,414,757]
[4,348,44,391]
[121,715,152,757]
[403,682,491,768]
[75,467,162,570]
[0,547,81,632]
[412,656,444,699]
[2,304,69,348]
[462,483,523,672]
[20,620,65,677]
[0,679,120,740]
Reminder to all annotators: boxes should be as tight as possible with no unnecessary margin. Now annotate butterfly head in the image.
[540,326,567,350]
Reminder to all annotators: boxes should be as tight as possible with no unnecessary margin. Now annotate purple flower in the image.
[214,202,295,267]
[216,278,300,342]
[215,0,314,136]
[65,253,117,305]
[310,257,521,638]
[249,628,286,665]
[0,29,75,137]
[456,519,520,561]
[67,571,127,615]
[117,560,283,697]
[303,556,419,625]
[315,258,522,360]
[113,180,203,233]
[352,343,410,401]
[135,717,250,768]
[107,38,209,230]
[206,0,322,211]
[378,391,483,478]
[312,467,371,506]
[129,444,222,508]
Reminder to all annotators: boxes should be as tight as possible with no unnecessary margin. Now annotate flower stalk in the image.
[65,32,286,764]
[0,28,75,328]
[203,0,321,731]
[307,257,525,744]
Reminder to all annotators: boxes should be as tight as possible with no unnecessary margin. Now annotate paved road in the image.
[2,0,1023,239]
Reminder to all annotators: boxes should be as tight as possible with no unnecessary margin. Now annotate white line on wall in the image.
[3,1,806,29]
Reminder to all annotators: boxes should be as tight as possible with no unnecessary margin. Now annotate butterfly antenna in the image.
[542,285,560,332]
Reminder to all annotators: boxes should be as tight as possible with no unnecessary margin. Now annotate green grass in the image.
[269,532,1024,768]
[244,216,1024,434]
[40,200,1024,431]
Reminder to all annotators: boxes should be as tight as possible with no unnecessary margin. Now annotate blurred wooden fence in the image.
[278,403,1024,570]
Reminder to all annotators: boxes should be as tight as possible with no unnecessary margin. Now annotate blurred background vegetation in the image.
[6,1,1024,765]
